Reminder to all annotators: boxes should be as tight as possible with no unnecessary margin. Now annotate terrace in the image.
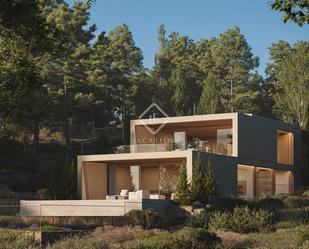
[115,118,234,156]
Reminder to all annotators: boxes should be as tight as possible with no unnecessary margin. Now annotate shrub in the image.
[154,216,185,230]
[279,207,309,223]
[47,235,108,249]
[0,229,37,249]
[292,224,309,248]
[276,193,291,200]
[209,206,275,234]
[252,197,285,212]
[303,190,309,198]
[125,209,184,230]
[128,227,220,249]
[208,197,248,212]
[284,196,309,208]
[125,209,159,229]
[186,209,211,229]
[275,221,299,229]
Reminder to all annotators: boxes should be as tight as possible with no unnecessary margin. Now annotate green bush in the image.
[303,190,309,198]
[284,196,309,208]
[208,197,248,212]
[292,224,309,248]
[0,229,37,249]
[209,206,275,234]
[276,193,291,200]
[154,216,185,230]
[125,209,184,230]
[275,221,299,229]
[279,207,309,223]
[125,209,159,229]
[128,227,220,249]
[252,197,285,212]
[186,209,211,229]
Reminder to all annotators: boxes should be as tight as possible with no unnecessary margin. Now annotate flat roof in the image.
[131,112,237,126]
[78,150,192,163]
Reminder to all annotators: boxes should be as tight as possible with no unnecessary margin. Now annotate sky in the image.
[68,0,309,75]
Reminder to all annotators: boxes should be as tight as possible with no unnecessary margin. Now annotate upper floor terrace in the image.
[114,113,238,157]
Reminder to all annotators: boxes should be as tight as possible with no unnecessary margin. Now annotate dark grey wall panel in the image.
[193,151,238,197]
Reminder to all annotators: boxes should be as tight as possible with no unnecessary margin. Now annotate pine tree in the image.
[198,72,218,114]
[176,163,190,205]
[191,152,206,203]
[204,160,218,202]
[171,67,186,116]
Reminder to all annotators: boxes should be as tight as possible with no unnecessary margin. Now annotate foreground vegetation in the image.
[0,194,308,248]
[0,223,308,249]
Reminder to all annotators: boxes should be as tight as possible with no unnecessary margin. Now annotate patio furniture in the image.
[149,194,165,200]
[128,190,150,200]
[106,195,116,200]
[106,189,129,200]
[120,189,129,196]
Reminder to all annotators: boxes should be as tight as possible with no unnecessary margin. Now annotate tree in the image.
[47,159,77,200]
[211,27,260,113]
[171,67,186,116]
[107,24,143,143]
[0,25,54,156]
[87,32,114,127]
[270,0,309,26]
[268,41,309,128]
[191,153,207,203]
[40,1,96,156]
[152,28,198,115]
[198,72,219,114]
[176,163,190,205]
[204,160,218,202]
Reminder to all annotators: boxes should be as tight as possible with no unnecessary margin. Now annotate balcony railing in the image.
[114,143,174,153]
[114,141,232,155]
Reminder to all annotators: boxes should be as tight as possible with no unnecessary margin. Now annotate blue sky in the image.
[69,0,309,75]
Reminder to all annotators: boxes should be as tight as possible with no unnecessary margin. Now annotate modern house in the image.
[78,112,301,200]
[20,112,302,217]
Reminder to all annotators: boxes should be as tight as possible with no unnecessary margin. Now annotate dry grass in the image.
[215,226,309,249]
[90,226,166,249]
[215,230,247,249]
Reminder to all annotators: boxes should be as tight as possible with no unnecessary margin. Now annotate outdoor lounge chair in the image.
[106,189,129,200]
[128,190,150,200]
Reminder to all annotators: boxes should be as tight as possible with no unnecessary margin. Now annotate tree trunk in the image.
[32,125,39,156]
[64,84,70,153]
[22,129,29,157]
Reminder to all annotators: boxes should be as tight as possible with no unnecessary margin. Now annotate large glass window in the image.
[216,128,233,155]
[277,131,294,165]
[256,168,273,198]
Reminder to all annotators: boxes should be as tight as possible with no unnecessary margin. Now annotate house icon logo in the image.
[138,103,169,135]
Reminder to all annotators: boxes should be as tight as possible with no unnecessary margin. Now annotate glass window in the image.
[277,131,294,165]
[216,128,233,155]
